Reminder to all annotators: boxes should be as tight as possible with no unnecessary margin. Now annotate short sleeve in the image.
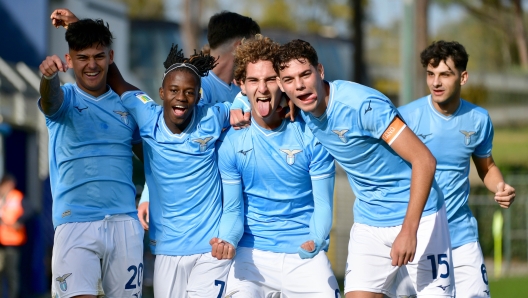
[357,95,399,139]
[474,115,494,157]
[121,91,159,136]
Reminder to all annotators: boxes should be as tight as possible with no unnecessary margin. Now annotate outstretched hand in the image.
[51,8,79,29]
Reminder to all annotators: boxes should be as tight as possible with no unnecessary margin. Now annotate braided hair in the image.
[162,44,217,84]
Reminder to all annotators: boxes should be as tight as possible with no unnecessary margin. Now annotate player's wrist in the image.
[43,72,58,80]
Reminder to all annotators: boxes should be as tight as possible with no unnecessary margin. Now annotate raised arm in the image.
[39,55,68,115]
[50,8,79,28]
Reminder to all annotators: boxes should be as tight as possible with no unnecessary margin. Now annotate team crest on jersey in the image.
[56,273,72,291]
[280,149,302,165]
[114,110,130,125]
[193,137,213,152]
[332,129,349,143]
[134,92,153,104]
[460,130,476,145]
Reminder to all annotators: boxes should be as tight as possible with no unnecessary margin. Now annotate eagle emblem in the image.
[280,149,302,165]
[332,129,349,143]
[56,273,72,291]
[193,137,213,152]
[460,130,475,146]
[114,110,130,125]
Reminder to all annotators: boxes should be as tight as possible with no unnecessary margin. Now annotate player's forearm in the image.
[218,182,244,247]
[402,154,436,231]
[309,176,335,240]
[107,63,139,96]
[482,164,505,193]
[39,75,64,115]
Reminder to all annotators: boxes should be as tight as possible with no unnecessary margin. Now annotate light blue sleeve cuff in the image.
[230,92,251,113]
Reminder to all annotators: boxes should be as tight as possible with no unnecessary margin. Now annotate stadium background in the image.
[0,0,527,296]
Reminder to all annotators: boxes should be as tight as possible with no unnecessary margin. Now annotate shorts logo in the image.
[225,290,239,297]
[460,130,475,145]
[193,137,213,152]
[134,92,152,104]
[114,111,130,125]
[437,284,450,291]
[280,149,302,165]
[62,210,71,218]
[483,289,490,296]
[56,273,72,291]
[332,129,349,143]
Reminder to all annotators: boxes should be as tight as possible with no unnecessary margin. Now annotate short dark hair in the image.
[274,39,319,74]
[234,34,280,83]
[207,11,260,50]
[420,40,469,71]
[65,19,113,51]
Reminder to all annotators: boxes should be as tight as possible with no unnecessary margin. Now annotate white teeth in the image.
[256,97,270,101]
[174,105,186,109]
[86,72,99,76]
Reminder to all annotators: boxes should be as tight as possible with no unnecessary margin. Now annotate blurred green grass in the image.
[490,275,528,296]
[493,126,528,172]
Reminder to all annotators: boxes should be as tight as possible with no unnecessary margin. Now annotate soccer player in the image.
[136,11,261,227]
[218,34,340,297]
[398,40,516,297]
[107,44,243,298]
[274,39,454,298]
[39,18,144,297]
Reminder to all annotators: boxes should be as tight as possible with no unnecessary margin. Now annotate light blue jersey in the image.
[301,80,444,227]
[217,116,335,253]
[399,96,493,248]
[200,71,240,104]
[39,83,141,228]
[121,91,242,256]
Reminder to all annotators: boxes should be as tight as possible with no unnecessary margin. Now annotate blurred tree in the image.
[116,0,164,19]
[182,0,203,54]
[435,0,528,70]
[351,0,366,84]
[259,0,297,31]
[415,0,428,97]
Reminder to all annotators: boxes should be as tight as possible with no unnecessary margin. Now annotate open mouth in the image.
[256,97,272,117]
[85,71,100,78]
[297,93,316,103]
[172,105,187,117]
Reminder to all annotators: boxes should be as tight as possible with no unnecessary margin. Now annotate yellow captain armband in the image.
[381,116,406,146]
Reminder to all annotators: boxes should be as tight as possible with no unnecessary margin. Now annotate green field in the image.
[490,276,528,296]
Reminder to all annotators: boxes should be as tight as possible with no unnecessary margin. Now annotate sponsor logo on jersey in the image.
[74,106,88,113]
[280,149,302,165]
[417,133,432,140]
[193,137,213,152]
[332,129,349,143]
[62,210,71,218]
[134,92,152,104]
[114,110,130,125]
[437,284,450,291]
[364,100,373,114]
[56,273,72,291]
[460,130,475,145]
[238,148,253,156]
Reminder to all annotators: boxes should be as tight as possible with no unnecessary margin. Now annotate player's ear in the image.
[159,86,164,101]
[317,63,324,80]
[108,49,114,64]
[276,77,285,92]
[460,70,468,86]
[65,53,73,69]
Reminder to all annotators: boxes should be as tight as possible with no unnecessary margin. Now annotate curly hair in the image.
[273,39,319,74]
[66,19,113,51]
[162,44,218,86]
[207,11,260,50]
[420,40,469,71]
[233,34,280,83]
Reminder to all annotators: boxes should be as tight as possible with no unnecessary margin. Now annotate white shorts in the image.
[225,247,341,298]
[393,241,490,298]
[153,253,231,298]
[344,205,454,297]
[51,215,144,298]
[452,241,490,297]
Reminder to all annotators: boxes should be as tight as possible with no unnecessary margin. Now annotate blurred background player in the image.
[398,40,516,298]
[0,174,33,298]
[106,43,243,297]
[136,11,261,227]
[40,15,144,298]
[274,39,453,298]
[218,34,340,297]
